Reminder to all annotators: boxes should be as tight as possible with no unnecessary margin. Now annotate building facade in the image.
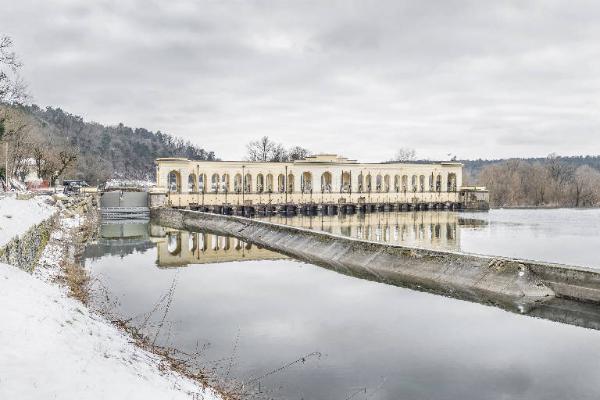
[154,154,487,210]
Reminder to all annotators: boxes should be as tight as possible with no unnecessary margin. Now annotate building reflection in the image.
[258,211,486,252]
[153,227,286,267]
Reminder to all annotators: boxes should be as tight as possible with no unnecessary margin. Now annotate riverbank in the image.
[0,194,223,400]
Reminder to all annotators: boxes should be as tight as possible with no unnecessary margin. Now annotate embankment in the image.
[152,208,600,311]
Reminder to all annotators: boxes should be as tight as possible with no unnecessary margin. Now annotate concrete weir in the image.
[152,208,600,313]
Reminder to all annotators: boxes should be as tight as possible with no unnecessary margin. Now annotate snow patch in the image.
[0,263,220,399]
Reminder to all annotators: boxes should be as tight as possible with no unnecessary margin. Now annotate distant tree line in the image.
[475,154,600,207]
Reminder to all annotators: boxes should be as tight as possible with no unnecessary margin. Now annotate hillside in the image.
[2,104,217,184]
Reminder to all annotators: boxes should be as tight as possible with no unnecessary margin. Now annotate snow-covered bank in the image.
[0,195,222,400]
[0,262,219,400]
[0,194,56,247]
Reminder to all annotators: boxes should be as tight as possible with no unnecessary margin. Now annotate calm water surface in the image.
[84,209,600,400]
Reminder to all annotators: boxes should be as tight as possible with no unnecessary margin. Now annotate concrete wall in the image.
[152,208,600,309]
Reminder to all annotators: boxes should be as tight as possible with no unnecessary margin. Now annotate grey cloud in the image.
[1,0,599,161]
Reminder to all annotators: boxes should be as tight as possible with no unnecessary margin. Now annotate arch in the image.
[188,173,197,193]
[384,175,390,192]
[365,174,372,192]
[220,236,230,250]
[167,232,181,255]
[189,233,197,252]
[394,175,400,192]
[234,173,242,193]
[266,174,274,192]
[167,170,181,193]
[402,175,408,192]
[357,173,364,193]
[198,233,207,251]
[436,174,442,192]
[428,174,434,192]
[278,174,285,193]
[256,173,264,193]
[221,173,230,192]
[447,173,457,192]
[419,175,425,192]
[341,171,351,193]
[198,173,207,193]
[244,173,252,193]
[301,171,312,193]
[321,171,332,193]
[375,174,382,192]
[211,173,220,193]
[287,173,294,193]
[411,175,418,192]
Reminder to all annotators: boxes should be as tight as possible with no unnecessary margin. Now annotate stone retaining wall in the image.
[0,214,57,272]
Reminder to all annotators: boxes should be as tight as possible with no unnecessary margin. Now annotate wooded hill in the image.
[1,104,217,184]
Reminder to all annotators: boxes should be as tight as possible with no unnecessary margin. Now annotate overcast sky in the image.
[1,0,599,161]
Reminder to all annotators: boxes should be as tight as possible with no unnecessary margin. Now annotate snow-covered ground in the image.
[0,262,220,400]
[0,195,222,400]
[0,194,56,247]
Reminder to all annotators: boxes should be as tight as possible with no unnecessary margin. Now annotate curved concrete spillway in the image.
[152,208,600,329]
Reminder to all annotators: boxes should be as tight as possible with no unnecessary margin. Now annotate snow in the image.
[0,194,222,400]
[0,262,220,400]
[0,194,56,247]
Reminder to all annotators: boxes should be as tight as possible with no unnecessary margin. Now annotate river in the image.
[83,208,600,399]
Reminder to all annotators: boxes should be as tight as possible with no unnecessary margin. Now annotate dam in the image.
[83,208,600,399]
[151,154,490,213]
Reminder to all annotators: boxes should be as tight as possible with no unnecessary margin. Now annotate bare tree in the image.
[571,165,600,207]
[246,136,275,161]
[245,137,312,162]
[288,145,311,161]
[391,147,416,162]
[270,143,288,162]
[0,36,28,104]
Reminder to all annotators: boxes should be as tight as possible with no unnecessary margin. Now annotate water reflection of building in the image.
[258,211,476,252]
[84,221,155,261]
[155,229,286,267]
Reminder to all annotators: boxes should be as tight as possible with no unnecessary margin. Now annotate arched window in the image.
[365,174,372,192]
[411,175,418,192]
[357,173,364,193]
[211,173,220,193]
[447,173,457,192]
[287,173,294,193]
[419,175,425,192]
[278,174,285,193]
[188,174,197,193]
[428,174,434,192]
[234,174,242,193]
[321,172,332,193]
[394,175,400,192]
[301,171,312,193]
[402,175,408,192]
[375,175,382,192]
[266,174,274,192]
[256,173,264,193]
[436,174,442,192]
[341,171,351,193]
[221,173,230,192]
[198,174,206,193]
[244,173,252,193]
[167,171,181,193]
[384,175,390,192]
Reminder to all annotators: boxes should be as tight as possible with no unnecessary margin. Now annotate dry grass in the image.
[62,260,90,303]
